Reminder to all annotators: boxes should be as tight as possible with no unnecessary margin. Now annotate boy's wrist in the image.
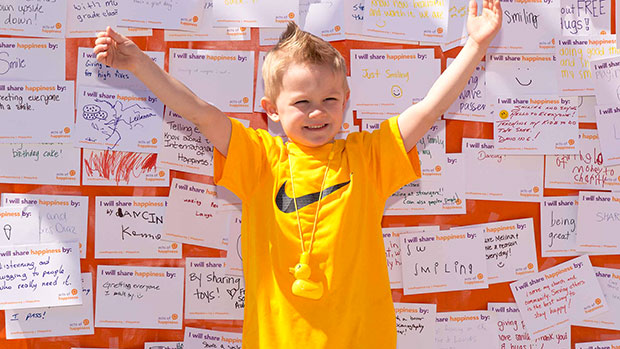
[130,50,156,76]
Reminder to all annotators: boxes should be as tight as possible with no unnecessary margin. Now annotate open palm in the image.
[467,0,502,48]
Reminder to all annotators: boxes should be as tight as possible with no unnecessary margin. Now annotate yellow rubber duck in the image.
[289,252,324,300]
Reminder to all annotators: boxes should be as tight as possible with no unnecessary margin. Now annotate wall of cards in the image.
[0,0,619,348]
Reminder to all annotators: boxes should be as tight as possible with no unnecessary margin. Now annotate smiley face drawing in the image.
[515,67,533,87]
[391,85,403,98]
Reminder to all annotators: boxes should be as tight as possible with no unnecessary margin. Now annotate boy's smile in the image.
[262,62,349,148]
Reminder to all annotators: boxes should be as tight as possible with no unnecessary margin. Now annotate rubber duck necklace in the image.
[286,143,335,300]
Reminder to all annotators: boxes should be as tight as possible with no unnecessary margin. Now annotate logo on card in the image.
[158,314,180,324]
[229,97,250,108]
[499,110,509,119]
[56,170,77,181]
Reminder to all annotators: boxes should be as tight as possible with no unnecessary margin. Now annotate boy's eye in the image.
[294,100,309,105]
[324,97,338,102]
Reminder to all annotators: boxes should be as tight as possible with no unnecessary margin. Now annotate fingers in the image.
[96,51,109,64]
[106,26,127,43]
[468,0,478,18]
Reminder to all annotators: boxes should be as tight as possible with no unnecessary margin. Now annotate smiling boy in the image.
[94,1,501,347]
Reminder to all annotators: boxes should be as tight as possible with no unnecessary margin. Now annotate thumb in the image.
[468,0,478,19]
[106,26,127,43]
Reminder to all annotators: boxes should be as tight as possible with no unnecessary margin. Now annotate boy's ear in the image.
[261,97,280,122]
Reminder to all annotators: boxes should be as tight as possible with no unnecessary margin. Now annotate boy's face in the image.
[262,62,349,148]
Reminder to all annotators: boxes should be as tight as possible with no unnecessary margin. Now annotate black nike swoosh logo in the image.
[275,180,351,213]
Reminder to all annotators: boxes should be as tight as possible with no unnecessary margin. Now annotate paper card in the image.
[488,302,535,348]
[400,229,488,295]
[444,60,492,122]
[0,0,66,38]
[0,38,65,80]
[75,86,164,153]
[157,109,214,176]
[184,327,242,349]
[385,153,466,215]
[457,218,538,284]
[258,27,282,46]
[0,143,80,186]
[591,55,620,104]
[350,49,440,118]
[300,0,345,42]
[185,257,244,320]
[212,0,298,27]
[493,96,579,154]
[488,302,571,349]
[94,197,181,259]
[66,1,152,38]
[488,0,558,54]
[76,47,164,91]
[578,95,597,122]
[254,51,267,112]
[164,1,248,41]
[511,255,608,338]
[166,26,249,41]
[435,311,498,349]
[4,272,94,339]
[0,81,74,144]
[163,178,230,249]
[557,36,620,96]
[145,343,183,349]
[82,149,170,187]
[305,4,344,42]
[441,0,470,51]
[541,196,579,257]
[383,226,439,289]
[486,54,559,98]
[595,104,620,166]
[573,267,620,330]
[394,303,436,349]
[117,0,206,30]
[463,138,544,202]
[560,0,610,36]
[169,49,254,113]
[95,265,183,329]
[417,121,446,177]
[0,206,39,246]
[0,242,82,310]
[362,0,448,42]
[343,0,419,44]
[576,191,620,254]
[577,340,620,349]
[334,92,358,140]
[545,129,620,191]
[225,210,243,277]
[2,194,88,258]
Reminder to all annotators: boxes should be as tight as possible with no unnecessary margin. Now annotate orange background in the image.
[1,12,619,348]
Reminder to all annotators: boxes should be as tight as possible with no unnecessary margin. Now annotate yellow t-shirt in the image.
[214,116,421,348]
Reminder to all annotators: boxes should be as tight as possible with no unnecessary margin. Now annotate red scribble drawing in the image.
[84,150,158,184]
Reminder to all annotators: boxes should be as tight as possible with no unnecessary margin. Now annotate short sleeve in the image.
[365,116,422,200]
[214,118,274,201]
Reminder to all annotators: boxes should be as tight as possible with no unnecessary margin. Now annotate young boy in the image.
[94,1,501,347]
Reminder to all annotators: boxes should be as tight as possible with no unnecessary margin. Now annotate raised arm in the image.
[397,0,502,152]
[93,27,232,155]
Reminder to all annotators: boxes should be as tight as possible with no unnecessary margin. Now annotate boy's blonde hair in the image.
[262,22,349,102]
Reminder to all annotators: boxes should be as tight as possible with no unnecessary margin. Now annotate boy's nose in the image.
[308,108,325,119]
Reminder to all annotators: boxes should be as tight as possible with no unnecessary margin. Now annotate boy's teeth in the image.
[307,124,325,129]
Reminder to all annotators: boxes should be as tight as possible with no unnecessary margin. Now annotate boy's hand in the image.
[467,0,502,49]
[93,26,143,72]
